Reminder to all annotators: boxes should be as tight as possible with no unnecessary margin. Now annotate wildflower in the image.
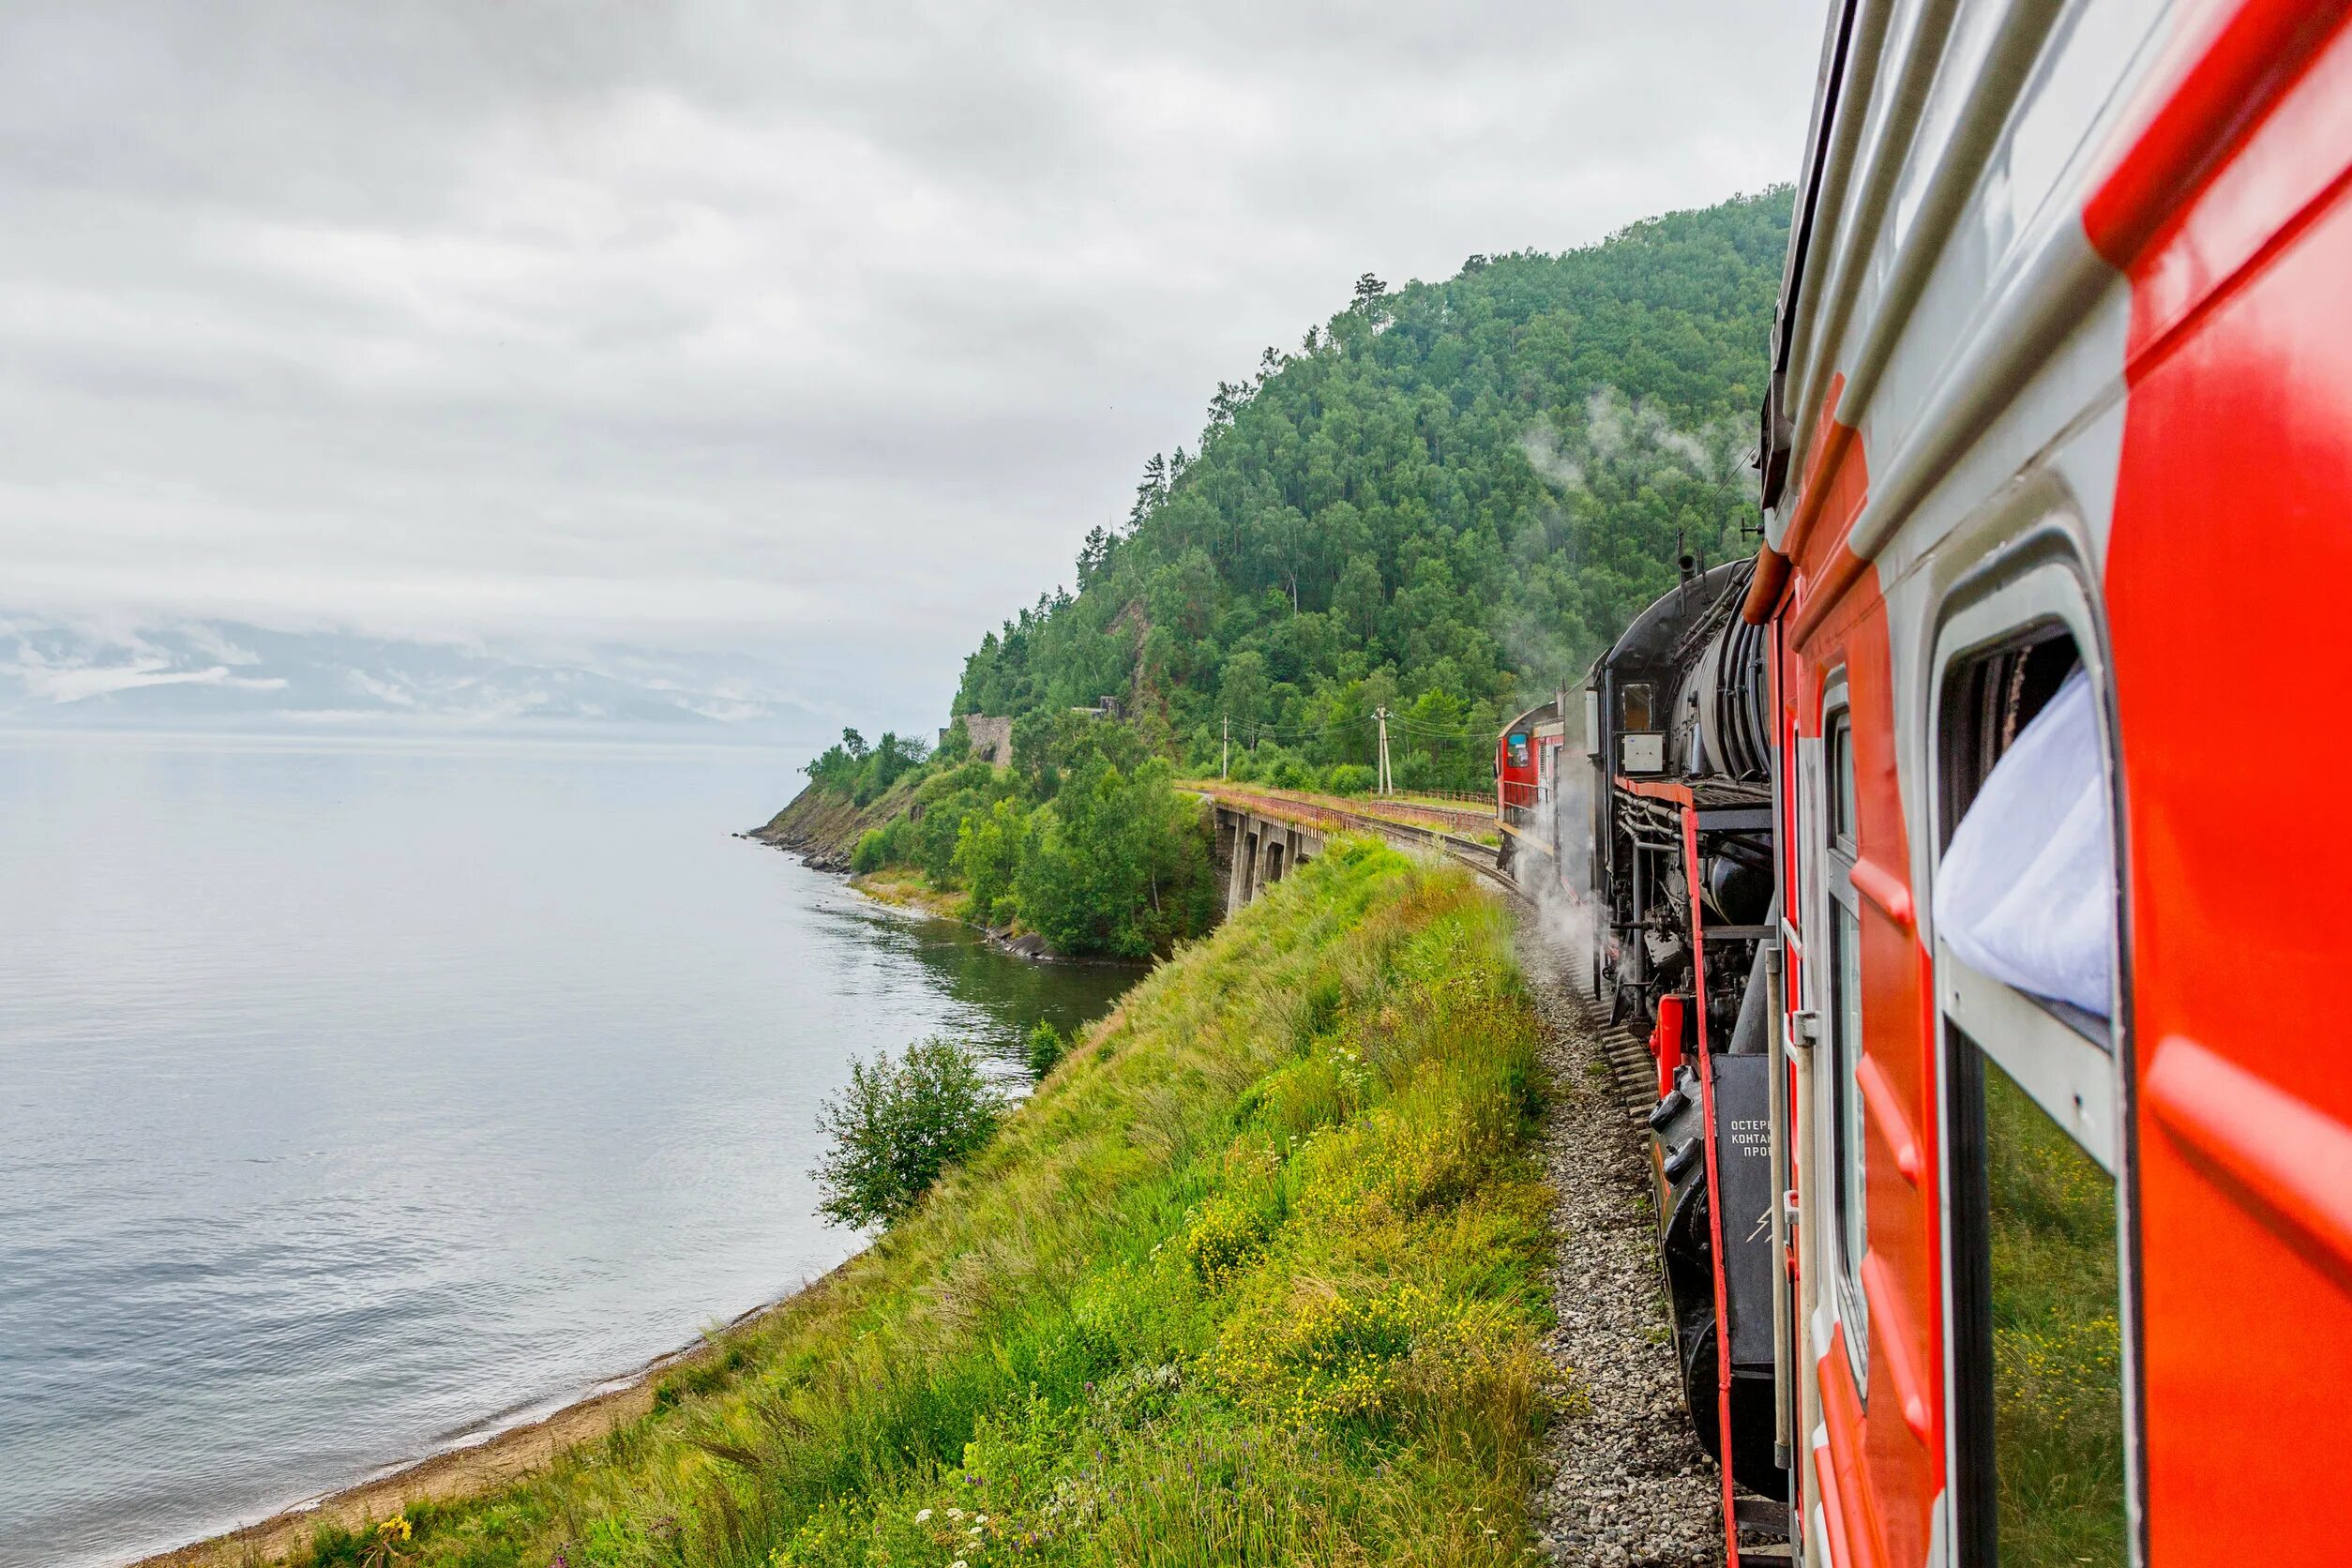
[915,1509,933,1523]
[953,1561,969,1568]
[948,1507,966,1520]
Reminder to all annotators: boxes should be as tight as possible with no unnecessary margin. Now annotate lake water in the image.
[0,733,1136,1568]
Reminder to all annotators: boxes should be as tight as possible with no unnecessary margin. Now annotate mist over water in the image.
[0,733,1132,1568]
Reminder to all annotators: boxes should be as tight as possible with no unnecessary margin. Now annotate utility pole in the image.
[1374,706,1392,796]
[1221,716,1229,780]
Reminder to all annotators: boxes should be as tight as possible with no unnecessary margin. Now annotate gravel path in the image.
[1519,923,1725,1568]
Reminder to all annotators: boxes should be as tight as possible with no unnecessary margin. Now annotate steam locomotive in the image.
[1500,2,2352,1562]
[1501,551,1788,1505]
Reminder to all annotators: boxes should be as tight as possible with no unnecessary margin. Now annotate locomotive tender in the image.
[1506,1,2352,1562]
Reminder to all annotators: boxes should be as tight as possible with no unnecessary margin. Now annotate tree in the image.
[956,797,1028,927]
[1219,649,1272,739]
[1077,524,1115,589]
[812,1038,1004,1230]
[939,190,1787,746]
[1130,452,1169,530]
[1334,555,1386,646]
[1016,759,1214,958]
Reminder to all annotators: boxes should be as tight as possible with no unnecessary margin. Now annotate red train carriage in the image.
[1533,1,2352,1561]
[1496,699,1568,881]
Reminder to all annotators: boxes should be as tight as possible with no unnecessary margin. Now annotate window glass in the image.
[1621,683,1654,731]
[1832,712,1857,844]
[1974,1046,2128,1565]
[1833,901,1867,1284]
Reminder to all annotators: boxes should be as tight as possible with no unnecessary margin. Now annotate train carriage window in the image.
[1934,619,2132,1567]
[1823,700,1868,1380]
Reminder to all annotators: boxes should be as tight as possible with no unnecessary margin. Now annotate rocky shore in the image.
[746,776,916,871]
[750,782,1134,966]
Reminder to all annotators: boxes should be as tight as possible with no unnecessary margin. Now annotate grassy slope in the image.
[753,776,921,870]
[302,840,1559,1568]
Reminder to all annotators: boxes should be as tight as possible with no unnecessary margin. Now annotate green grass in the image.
[309,838,1560,1568]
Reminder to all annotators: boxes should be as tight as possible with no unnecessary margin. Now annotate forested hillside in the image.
[954,188,1789,791]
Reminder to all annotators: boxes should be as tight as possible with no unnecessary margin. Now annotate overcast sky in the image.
[0,0,1828,732]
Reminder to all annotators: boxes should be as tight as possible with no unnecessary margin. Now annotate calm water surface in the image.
[0,733,1135,1568]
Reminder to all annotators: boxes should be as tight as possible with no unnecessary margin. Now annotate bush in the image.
[850,826,892,874]
[1025,1019,1067,1077]
[1268,755,1318,791]
[1322,762,1376,795]
[813,1038,1005,1229]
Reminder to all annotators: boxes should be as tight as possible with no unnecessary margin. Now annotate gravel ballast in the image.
[1518,921,1725,1567]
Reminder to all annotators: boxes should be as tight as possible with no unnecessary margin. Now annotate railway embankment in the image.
[165,840,1591,1567]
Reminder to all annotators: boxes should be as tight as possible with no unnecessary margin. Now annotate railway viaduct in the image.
[1212,802,1325,913]
[1200,787,1505,912]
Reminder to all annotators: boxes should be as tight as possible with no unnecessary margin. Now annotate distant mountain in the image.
[0,616,824,740]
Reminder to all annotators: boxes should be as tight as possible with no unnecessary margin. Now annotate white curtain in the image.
[1932,667,2114,1016]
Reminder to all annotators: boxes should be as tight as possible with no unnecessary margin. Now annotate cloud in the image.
[8,648,288,704]
[0,613,846,745]
[0,0,1826,741]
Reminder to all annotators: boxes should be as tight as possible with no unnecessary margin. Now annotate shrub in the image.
[813,1038,1005,1229]
[1025,1019,1066,1077]
[1322,762,1376,795]
[1269,755,1318,791]
[850,827,892,874]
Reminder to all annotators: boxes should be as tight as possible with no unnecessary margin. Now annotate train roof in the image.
[1591,560,1750,680]
[1500,699,1558,735]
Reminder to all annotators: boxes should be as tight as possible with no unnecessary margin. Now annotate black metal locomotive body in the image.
[1584,555,1787,1501]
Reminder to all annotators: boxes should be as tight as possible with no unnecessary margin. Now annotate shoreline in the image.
[131,1265,848,1568]
[741,829,1147,970]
